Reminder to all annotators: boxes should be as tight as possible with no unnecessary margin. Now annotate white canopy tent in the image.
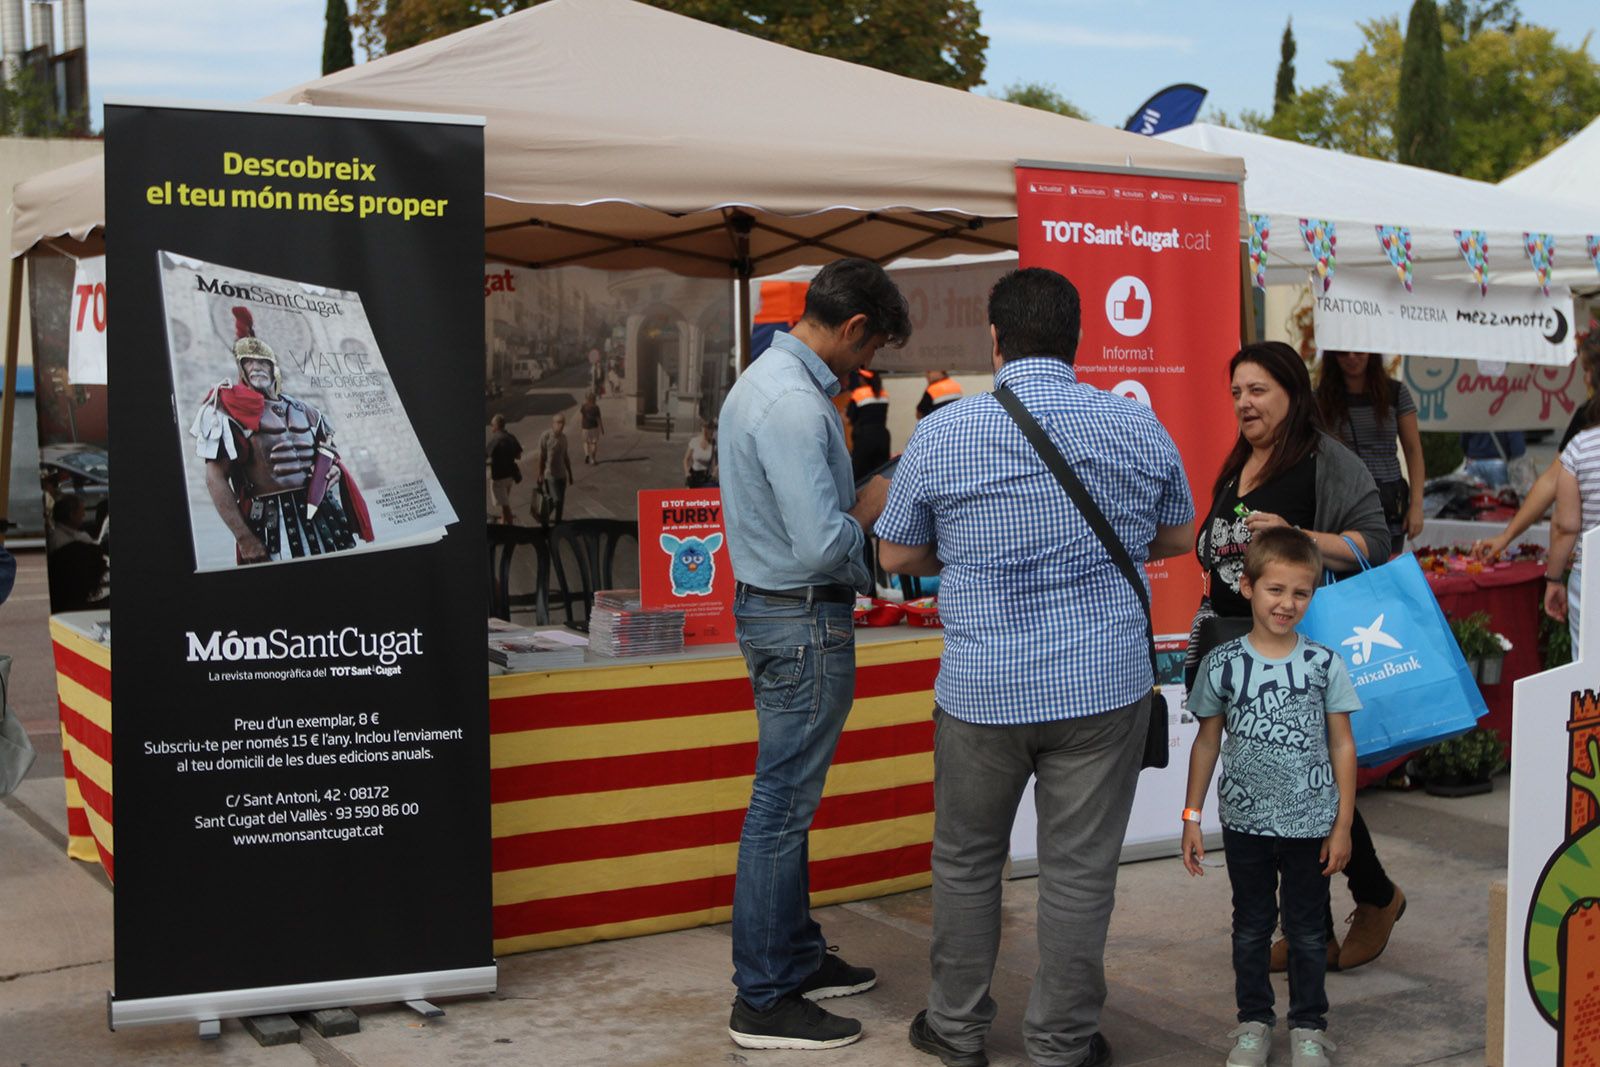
[3,0,1248,528]
[1157,122,1600,288]
[1500,114,1600,207]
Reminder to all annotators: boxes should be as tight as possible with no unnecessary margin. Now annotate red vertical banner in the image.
[638,488,736,644]
[1016,165,1242,637]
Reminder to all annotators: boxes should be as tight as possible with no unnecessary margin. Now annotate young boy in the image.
[1181,526,1359,1067]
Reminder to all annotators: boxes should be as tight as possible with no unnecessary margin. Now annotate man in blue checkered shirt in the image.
[878,268,1194,1067]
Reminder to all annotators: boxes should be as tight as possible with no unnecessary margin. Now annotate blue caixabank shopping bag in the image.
[1297,545,1488,767]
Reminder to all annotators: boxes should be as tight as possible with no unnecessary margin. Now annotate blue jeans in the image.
[1224,828,1330,1031]
[730,587,857,1009]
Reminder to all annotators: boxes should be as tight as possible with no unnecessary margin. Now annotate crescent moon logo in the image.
[1545,308,1569,345]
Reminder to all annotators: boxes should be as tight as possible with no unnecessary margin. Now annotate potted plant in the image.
[1417,728,1505,797]
[1449,611,1507,684]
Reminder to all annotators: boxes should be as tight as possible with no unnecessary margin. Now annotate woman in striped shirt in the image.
[1314,352,1426,552]
[1543,328,1600,643]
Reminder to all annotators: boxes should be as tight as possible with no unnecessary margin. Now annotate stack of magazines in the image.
[589,590,686,657]
[487,625,589,670]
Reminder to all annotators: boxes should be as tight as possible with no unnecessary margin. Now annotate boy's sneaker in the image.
[1289,1028,1336,1066]
[728,993,862,1050]
[1226,1021,1272,1066]
[908,1009,989,1067]
[795,948,878,1000]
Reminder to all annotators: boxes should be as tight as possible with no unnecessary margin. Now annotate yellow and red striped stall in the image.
[52,612,940,955]
[51,614,114,878]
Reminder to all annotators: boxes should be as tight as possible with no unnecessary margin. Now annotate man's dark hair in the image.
[52,495,84,525]
[801,258,912,348]
[988,268,1082,364]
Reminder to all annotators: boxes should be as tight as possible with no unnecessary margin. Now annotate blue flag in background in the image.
[1123,84,1208,136]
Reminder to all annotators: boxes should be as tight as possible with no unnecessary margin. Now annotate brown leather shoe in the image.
[1269,934,1340,973]
[1337,885,1406,970]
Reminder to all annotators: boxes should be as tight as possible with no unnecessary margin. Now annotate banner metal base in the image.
[108,964,497,1030]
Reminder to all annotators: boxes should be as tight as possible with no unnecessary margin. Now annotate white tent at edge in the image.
[1500,112,1600,208]
[1157,122,1600,293]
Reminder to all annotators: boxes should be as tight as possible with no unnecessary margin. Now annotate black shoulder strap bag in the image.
[993,384,1169,770]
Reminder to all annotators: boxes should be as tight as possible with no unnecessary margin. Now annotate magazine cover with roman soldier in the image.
[158,251,458,571]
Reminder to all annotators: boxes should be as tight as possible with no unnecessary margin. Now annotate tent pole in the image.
[0,258,23,544]
[727,211,754,373]
[735,272,752,375]
[1239,240,1258,345]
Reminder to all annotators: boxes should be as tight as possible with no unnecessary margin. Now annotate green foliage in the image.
[1541,608,1572,670]
[1397,0,1451,169]
[354,0,987,89]
[1254,11,1600,181]
[1449,610,1503,660]
[324,0,356,75]
[1273,18,1296,114]
[1421,430,1463,479]
[0,67,86,137]
[1000,81,1088,120]
[1441,0,1520,38]
[1418,727,1505,782]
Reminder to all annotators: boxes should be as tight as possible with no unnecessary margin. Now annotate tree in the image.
[1396,0,1451,169]
[1441,0,1519,39]
[0,66,86,137]
[324,0,356,75]
[1251,14,1600,182]
[1000,81,1088,121]
[352,1,987,89]
[1273,18,1296,116]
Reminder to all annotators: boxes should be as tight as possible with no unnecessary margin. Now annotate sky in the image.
[42,1,1600,132]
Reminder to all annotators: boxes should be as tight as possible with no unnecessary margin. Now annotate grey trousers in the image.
[927,694,1150,1067]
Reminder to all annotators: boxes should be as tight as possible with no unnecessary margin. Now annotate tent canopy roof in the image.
[1499,114,1600,207]
[11,0,1242,275]
[1158,122,1600,284]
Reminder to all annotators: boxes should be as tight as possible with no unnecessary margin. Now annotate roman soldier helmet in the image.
[231,307,281,393]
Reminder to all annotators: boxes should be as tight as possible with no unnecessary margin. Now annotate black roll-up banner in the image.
[105,102,491,1025]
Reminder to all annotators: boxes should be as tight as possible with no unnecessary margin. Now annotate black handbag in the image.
[993,385,1170,770]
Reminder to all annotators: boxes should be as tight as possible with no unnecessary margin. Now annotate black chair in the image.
[547,519,640,632]
[487,524,552,623]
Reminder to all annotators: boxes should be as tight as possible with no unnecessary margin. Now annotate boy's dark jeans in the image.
[1223,827,1330,1032]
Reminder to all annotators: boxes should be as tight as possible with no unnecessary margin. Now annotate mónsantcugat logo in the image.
[185,627,423,667]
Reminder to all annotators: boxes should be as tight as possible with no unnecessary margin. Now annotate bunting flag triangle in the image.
[1248,214,1270,290]
[1525,232,1555,297]
[1587,235,1599,278]
[1454,229,1489,296]
[1299,218,1336,292]
[1375,225,1414,292]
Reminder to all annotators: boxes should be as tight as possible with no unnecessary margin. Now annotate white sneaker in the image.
[1289,1028,1336,1066]
[1226,1021,1272,1066]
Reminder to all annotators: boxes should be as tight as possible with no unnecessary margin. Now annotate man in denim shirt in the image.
[879,269,1194,1067]
[719,259,909,1051]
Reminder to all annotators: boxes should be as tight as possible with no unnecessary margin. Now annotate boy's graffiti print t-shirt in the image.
[1188,634,1360,838]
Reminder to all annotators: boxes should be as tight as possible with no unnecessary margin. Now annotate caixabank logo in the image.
[1338,613,1423,686]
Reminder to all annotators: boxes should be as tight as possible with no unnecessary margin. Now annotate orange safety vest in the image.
[850,385,888,407]
[925,377,963,406]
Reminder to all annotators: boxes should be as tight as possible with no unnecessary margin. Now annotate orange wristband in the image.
[1181,808,1202,824]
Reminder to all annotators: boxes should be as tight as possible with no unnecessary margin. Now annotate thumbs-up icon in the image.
[1113,285,1145,321]
[1105,276,1152,337]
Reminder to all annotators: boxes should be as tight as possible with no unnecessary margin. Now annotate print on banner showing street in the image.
[161,252,458,571]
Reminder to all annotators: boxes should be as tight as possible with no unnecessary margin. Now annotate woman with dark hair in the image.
[1315,351,1425,549]
[1193,341,1403,975]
